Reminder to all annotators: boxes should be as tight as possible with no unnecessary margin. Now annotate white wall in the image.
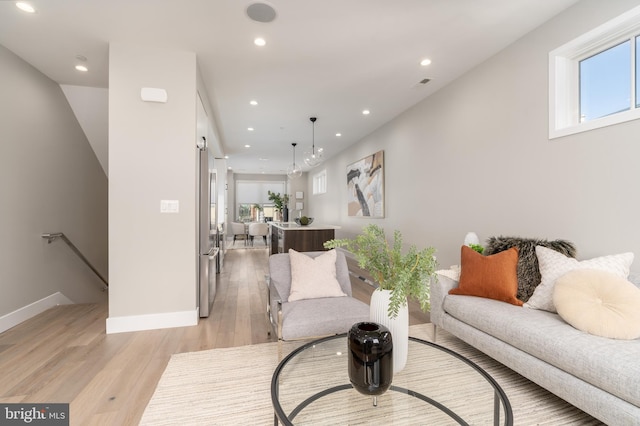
[310,0,640,271]
[0,44,108,325]
[287,175,308,219]
[60,85,109,176]
[107,43,198,332]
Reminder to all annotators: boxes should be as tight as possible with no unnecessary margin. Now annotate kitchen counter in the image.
[269,222,338,254]
[269,222,341,230]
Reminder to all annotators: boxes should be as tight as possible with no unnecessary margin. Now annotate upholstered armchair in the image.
[267,250,370,340]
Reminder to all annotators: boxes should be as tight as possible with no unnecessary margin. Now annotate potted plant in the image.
[324,224,437,316]
[324,224,438,372]
[267,191,290,221]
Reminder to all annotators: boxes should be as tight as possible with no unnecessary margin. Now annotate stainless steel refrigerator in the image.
[198,137,218,317]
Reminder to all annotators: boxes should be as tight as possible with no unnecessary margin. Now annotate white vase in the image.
[369,289,409,373]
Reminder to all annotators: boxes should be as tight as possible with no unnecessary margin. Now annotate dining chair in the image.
[248,222,269,246]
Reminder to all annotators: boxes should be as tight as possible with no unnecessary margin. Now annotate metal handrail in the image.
[42,232,108,291]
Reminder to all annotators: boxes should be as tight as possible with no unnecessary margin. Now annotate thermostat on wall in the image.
[141,87,168,103]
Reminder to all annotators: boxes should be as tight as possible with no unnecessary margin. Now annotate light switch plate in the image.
[161,200,179,213]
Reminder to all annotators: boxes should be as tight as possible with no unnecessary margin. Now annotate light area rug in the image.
[225,238,269,250]
[140,324,603,426]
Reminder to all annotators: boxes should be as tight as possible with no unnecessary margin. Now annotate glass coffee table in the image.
[271,334,513,425]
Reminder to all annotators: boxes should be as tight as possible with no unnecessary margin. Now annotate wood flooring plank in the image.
[0,395,27,403]
[69,368,124,425]
[0,330,82,395]
[27,333,130,404]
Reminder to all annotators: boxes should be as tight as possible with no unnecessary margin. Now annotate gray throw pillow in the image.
[484,236,576,302]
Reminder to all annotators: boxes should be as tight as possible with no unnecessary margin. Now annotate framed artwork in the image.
[295,191,304,199]
[346,150,384,217]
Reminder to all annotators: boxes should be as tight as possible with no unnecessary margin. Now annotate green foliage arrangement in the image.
[267,191,289,212]
[324,224,438,318]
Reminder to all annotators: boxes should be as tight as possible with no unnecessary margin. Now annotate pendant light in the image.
[303,117,324,168]
[287,142,302,179]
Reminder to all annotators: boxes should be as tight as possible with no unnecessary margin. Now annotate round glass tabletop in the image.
[271,333,513,425]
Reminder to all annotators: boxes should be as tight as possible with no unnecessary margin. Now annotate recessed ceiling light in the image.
[420,58,432,66]
[15,2,35,13]
[250,100,258,106]
[336,133,342,137]
[254,38,266,47]
[227,166,232,170]
[75,65,88,72]
[247,127,254,131]
[362,110,370,115]
[244,144,251,148]
[224,155,229,159]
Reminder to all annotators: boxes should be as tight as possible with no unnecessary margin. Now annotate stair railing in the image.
[41,232,108,291]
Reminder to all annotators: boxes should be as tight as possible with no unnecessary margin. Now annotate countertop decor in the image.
[294,217,314,226]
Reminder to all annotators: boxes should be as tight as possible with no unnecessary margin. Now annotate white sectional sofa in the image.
[430,273,640,425]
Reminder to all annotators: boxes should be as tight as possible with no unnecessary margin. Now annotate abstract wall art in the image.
[346,150,384,217]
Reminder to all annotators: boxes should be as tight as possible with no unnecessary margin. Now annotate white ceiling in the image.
[0,0,579,174]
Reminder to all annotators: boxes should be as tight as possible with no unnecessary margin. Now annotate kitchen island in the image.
[269,222,339,255]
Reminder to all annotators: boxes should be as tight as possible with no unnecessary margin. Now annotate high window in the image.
[579,40,631,122]
[549,6,640,138]
[312,169,327,195]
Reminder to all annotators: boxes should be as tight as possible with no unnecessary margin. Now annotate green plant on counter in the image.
[324,224,438,318]
[267,191,289,212]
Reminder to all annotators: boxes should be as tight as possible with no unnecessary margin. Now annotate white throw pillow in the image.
[288,249,347,302]
[525,246,634,313]
[554,269,640,340]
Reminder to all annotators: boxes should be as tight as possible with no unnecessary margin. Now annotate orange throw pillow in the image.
[449,245,523,306]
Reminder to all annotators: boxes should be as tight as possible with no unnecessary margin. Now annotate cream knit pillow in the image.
[288,249,347,302]
[525,246,633,313]
[554,269,640,340]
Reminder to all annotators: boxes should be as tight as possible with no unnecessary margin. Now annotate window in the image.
[636,36,640,108]
[579,40,631,122]
[235,180,285,221]
[549,6,640,138]
[312,169,327,195]
[237,203,276,222]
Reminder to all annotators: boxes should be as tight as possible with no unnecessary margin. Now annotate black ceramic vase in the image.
[348,322,393,396]
[283,206,289,222]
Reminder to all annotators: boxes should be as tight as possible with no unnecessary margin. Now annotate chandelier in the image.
[303,117,323,167]
[287,142,302,179]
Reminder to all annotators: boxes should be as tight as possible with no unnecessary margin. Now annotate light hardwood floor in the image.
[0,248,429,425]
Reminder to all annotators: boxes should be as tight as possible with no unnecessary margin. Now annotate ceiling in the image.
[0,0,579,175]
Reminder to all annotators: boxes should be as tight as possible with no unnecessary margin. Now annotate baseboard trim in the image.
[106,309,198,334]
[0,292,74,333]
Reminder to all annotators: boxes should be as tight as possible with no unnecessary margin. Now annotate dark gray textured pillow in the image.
[484,236,576,302]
